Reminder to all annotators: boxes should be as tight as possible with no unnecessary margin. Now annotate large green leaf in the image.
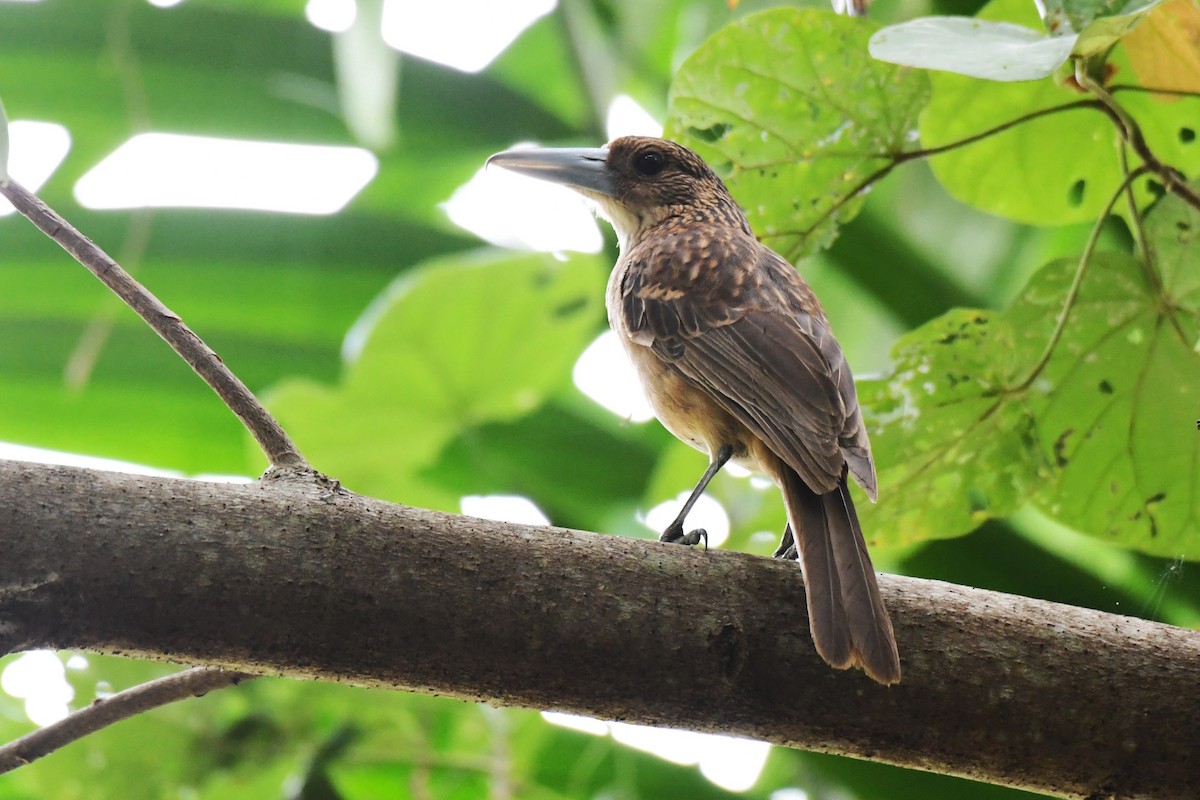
[855,309,1046,546]
[423,396,667,533]
[920,0,1200,226]
[665,8,930,261]
[266,249,606,508]
[857,186,1200,556]
[1011,195,1200,556]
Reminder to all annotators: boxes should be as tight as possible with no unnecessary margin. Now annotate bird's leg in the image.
[660,444,733,549]
[773,524,797,560]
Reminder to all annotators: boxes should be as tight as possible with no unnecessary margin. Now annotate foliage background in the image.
[1,0,1197,798]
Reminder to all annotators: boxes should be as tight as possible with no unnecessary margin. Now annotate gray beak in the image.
[486,147,616,198]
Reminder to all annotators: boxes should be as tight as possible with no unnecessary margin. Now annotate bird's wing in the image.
[620,235,875,498]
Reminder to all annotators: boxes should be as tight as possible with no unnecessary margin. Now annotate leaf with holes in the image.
[665,8,930,262]
[1009,199,1200,556]
[920,0,1200,226]
[854,309,1047,546]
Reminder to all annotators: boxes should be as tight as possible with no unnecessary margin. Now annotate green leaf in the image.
[869,18,1077,82]
[920,0,1200,227]
[851,183,1200,556]
[918,4,1098,226]
[855,309,1046,546]
[1042,0,1159,37]
[665,8,930,261]
[266,249,606,508]
[1011,214,1200,557]
[423,397,665,533]
[1070,0,1160,56]
[1122,0,1200,96]
[0,95,9,184]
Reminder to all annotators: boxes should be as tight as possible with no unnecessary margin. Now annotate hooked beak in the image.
[486,147,616,198]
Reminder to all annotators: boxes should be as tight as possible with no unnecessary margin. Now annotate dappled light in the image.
[1,652,72,727]
[460,494,551,526]
[571,331,656,423]
[0,121,68,216]
[444,152,603,252]
[381,0,555,73]
[542,712,771,792]
[74,134,378,215]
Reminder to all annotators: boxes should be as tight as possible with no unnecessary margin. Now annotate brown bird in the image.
[488,136,900,684]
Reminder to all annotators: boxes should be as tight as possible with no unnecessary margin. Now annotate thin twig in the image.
[0,667,256,774]
[1118,144,1161,295]
[0,179,308,470]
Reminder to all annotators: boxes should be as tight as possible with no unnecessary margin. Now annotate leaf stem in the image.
[1118,144,1160,296]
[798,100,1105,241]
[1010,165,1150,394]
[1078,63,1200,213]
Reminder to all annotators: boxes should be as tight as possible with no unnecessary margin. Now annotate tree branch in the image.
[0,179,307,471]
[1,459,1196,799]
[0,666,253,774]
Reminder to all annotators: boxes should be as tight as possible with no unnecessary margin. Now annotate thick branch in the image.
[0,179,307,470]
[1,459,1196,800]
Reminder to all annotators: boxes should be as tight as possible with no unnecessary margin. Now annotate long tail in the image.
[779,466,901,685]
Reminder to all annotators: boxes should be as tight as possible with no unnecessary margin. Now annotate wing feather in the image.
[620,236,875,497]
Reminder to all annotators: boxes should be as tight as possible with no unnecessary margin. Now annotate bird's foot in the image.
[660,521,708,550]
[773,525,796,560]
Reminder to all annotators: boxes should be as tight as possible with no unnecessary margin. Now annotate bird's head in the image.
[487,136,748,251]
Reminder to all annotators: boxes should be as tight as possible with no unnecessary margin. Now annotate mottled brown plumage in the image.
[488,136,900,684]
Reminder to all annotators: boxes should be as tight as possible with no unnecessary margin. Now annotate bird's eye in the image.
[632,150,666,177]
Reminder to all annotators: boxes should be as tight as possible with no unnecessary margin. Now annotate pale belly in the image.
[605,261,775,476]
[614,327,775,477]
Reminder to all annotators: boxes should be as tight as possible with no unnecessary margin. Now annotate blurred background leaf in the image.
[1,0,1197,798]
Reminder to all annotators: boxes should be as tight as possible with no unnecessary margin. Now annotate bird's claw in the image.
[773,526,796,559]
[660,522,708,550]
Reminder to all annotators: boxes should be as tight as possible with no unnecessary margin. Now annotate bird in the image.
[487,136,900,685]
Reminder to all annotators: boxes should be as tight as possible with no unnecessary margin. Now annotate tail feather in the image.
[787,496,854,671]
[780,467,901,685]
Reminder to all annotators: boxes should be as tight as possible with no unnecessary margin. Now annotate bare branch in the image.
[0,179,308,471]
[0,667,255,774]
[1,458,1197,799]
